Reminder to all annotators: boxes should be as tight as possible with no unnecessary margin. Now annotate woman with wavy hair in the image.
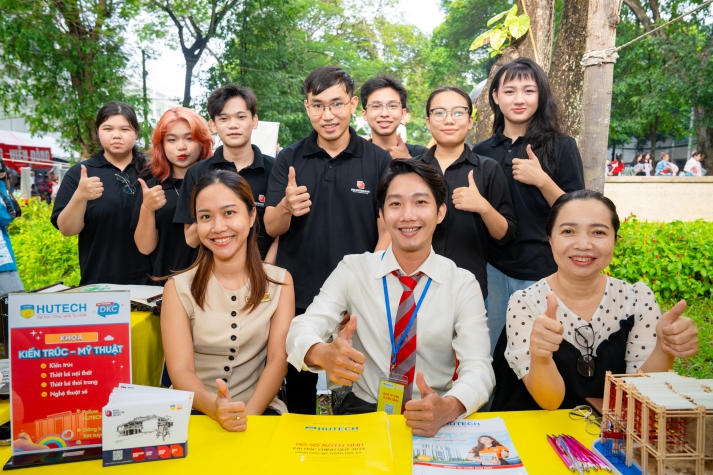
[134,107,212,278]
[161,170,294,431]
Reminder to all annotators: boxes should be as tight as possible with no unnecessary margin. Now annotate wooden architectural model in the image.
[601,372,713,474]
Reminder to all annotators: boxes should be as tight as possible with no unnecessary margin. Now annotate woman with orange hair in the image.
[134,107,213,278]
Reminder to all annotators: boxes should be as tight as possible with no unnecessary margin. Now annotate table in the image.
[0,410,599,474]
[129,310,163,388]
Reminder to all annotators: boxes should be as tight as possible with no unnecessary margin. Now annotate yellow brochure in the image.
[266,412,395,474]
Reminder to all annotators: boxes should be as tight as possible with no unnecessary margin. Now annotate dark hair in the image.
[425,86,473,117]
[95,101,145,170]
[546,189,620,238]
[206,84,258,119]
[184,170,278,312]
[474,435,505,453]
[302,66,355,97]
[360,75,408,109]
[488,58,560,176]
[95,101,140,132]
[377,159,447,210]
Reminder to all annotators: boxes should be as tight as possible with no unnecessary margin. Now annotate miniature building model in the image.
[601,372,713,474]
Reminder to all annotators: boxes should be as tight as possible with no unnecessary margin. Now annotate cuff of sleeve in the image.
[286,336,324,373]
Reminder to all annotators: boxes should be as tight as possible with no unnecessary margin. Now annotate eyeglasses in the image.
[568,405,602,435]
[365,101,402,113]
[114,173,136,195]
[574,323,595,378]
[306,101,349,116]
[428,106,470,121]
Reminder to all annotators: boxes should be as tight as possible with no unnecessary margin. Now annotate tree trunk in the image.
[694,105,713,173]
[580,0,623,192]
[517,0,555,73]
[550,0,588,139]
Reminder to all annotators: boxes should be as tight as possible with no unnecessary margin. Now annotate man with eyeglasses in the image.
[265,66,392,414]
[360,75,428,159]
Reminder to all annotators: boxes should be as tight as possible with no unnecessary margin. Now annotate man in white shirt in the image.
[286,159,494,436]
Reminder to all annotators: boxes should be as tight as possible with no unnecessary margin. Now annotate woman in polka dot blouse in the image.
[494,190,698,411]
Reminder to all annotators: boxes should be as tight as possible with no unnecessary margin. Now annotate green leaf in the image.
[470,30,492,50]
[490,28,508,52]
[509,15,530,40]
[486,8,511,27]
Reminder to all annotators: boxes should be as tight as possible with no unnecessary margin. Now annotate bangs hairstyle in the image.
[151,107,213,182]
[96,101,140,132]
[488,57,561,176]
[546,189,620,238]
[185,170,280,312]
[206,84,258,119]
[302,66,355,97]
[377,158,447,210]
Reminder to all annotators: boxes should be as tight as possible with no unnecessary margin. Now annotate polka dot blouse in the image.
[504,276,661,380]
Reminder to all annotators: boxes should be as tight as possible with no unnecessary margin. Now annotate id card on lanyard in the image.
[376,252,432,414]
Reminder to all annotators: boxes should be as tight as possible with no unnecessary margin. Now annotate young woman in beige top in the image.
[161,170,294,431]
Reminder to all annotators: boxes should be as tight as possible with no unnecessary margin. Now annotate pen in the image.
[547,435,573,470]
[556,435,584,475]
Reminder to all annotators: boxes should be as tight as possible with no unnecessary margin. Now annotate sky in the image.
[144,0,445,101]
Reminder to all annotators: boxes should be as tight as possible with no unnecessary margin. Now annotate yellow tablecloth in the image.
[129,310,163,388]
[0,410,599,474]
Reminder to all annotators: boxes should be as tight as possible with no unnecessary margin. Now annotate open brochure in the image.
[413,417,527,474]
[266,412,395,474]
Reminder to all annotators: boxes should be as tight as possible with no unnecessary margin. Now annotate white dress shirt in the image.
[286,246,494,416]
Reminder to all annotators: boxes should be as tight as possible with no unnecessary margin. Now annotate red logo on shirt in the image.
[356,181,365,189]
[258,194,265,203]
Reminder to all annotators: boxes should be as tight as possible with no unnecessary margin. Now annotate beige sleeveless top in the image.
[172,263,288,413]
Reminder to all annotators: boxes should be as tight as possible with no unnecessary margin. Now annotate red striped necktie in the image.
[389,270,423,403]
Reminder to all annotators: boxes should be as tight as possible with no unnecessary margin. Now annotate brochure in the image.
[102,384,193,466]
[267,412,395,474]
[8,291,131,456]
[413,417,527,474]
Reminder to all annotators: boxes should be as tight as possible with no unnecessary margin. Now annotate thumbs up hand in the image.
[452,170,488,213]
[404,372,466,437]
[512,144,547,187]
[76,164,104,201]
[529,292,564,359]
[138,178,167,211]
[303,314,366,386]
[387,134,412,159]
[284,166,311,216]
[658,300,698,358]
[214,378,248,432]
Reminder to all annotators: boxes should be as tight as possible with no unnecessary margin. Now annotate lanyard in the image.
[382,274,432,367]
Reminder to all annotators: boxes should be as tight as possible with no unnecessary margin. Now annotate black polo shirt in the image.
[174,145,275,259]
[266,128,391,309]
[417,145,516,298]
[51,150,151,285]
[407,143,428,158]
[135,175,197,281]
[473,131,584,280]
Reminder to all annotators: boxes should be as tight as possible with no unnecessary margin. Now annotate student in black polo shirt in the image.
[416,86,516,302]
[51,101,151,285]
[174,85,275,260]
[359,75,427,159]
[472,58,584,356]
[265,66,391,414]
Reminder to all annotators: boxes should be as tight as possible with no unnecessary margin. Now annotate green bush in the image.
[608,217,713,301]
[9,198,80,290]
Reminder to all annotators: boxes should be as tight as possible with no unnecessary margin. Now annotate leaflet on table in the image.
[413,417,527,474]
[102,384,193,466]
[8,291,131,456]
[62,284,163,311]
[267,412,395,473]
